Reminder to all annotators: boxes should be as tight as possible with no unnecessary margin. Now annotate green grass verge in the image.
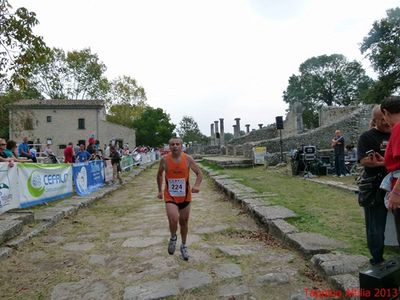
[201,163,399,258]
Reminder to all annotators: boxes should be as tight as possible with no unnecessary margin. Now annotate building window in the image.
[24,118,33,130]
[78,118,85,129]
[47,116,52,122]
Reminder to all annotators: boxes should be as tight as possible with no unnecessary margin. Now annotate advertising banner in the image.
[0,163,19,214]
[73,160,104,196]
[121,155,134,171]
[104,160,113,183]
[18,163,73,208]
[253,147,266,165]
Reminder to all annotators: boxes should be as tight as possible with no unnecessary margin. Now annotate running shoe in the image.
[168,234,177,255]
[180,244,189,261]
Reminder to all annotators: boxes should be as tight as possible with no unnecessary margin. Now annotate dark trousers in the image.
[364,202,387,262]
[334,155,345,176]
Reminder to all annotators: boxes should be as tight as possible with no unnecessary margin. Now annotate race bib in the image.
[168,178,186,197]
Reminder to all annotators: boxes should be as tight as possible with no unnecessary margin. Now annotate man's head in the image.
[23,137,28,143]
[79,144,85,151]
[372,105,390,133]
[168,138,183,156]
[0,138,6,150]
[381,96,400,127]
[335,130,341,137]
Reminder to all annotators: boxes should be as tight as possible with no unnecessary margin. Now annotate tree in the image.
[361,7,400,100]
[106,103,146,128]
[0,0,48,90]
[108,75,147,108]
[283,54,373,128]
[26,47,109,99]
[132,107,175,147]
[176,116,205,144]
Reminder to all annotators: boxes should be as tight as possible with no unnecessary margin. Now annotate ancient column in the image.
[214,120,219,146]
[258,124,263,129]
[233,125,238,138]
[245,124,250,134]
[219,118,225,146]
[210,123,215,146]
[235,118,241,136]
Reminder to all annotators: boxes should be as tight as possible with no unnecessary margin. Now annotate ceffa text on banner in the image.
[0,162,19,214]
[18,163,73,208]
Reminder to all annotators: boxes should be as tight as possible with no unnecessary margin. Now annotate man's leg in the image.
[178,204,191,244]
[166,203,179,255]
[334,155,340,176]
[364,204,387,264]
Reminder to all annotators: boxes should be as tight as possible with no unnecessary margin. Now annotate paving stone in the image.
[186,248,211,263]
[286,232,347,257]
[123,280,179,300]
[256,272,290,285]
[311,253,369,276]
[240,197,267,208]
[0,247,12,260]
[0,219,23,244]
[6,221,55,249]
[268,219,299,240]
[62,242,95,252]
[178,268,212,291]
[121,236,164,248]
[42,235,65,244]
[0,211,34,225]
[213,263,242,279]
[216,244,264,256]
[258,252,295,264]
[218,282,249,298]
[194,224,229,234]
[252,205,296,221]
[328,274,359,299]
[109,230,143,239]
[34,208,65,222]
[89,254,108,266]
[28,250,47,260]
[51,279,110,300]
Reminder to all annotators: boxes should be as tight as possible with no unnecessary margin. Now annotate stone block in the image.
[124,280,179,299]
[268,219,299,240]
[0,220,23,244]
[251,205,296,222]
[328,274,359,300]
[286,232,347,257]
[311,253,369,276]
[34,208,65,222]
[0,247,12,261]
[0,211,34,225]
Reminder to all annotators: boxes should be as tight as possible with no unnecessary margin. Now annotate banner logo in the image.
[27,171,45,197]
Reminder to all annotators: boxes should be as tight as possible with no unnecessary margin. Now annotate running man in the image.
[157,138,203,261]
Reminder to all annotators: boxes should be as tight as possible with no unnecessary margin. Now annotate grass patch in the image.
[200,164,389,258]
[199,159,223,171]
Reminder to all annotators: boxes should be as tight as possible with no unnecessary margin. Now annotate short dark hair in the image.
[381,96,400,114]
[6,140,16,150]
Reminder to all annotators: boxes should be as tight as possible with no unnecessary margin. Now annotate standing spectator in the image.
[18,137,37,162]
[357,105,391,265]
[331,130,346,177]
[64,142,75,163]
[75,144,91,163]
[380,96,400,241]
[110,146,123,185]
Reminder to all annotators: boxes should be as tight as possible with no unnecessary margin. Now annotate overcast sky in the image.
[12,0,399,135]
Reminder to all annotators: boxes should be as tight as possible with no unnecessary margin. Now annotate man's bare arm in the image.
[156,158,165,199]
[188,156,203,193]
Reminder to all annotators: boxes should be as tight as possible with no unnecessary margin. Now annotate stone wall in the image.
[319,106,360,127]
[231,105,372,159]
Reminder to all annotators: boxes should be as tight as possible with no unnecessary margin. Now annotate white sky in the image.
[12,0,399,134]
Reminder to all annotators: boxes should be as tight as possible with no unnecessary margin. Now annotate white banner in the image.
[253,147,266,165]
[18,163,73,208]
[104,160,113,182]
[0,163,19,214]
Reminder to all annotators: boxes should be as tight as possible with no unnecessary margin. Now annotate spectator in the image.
[0,138,14,167]
[357,105,391,265]
[44,143,55,157]
[331,129,346,177]
[110,145,123,185]
[18,137,37,162]
[5,140,32,163]
[75,144,91,163]
[64,142,75,163]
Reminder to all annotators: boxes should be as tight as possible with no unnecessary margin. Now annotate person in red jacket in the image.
[64,142,75,163]
[156,137,202,261]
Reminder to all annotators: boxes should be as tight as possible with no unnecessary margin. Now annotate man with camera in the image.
[357,105,391,265]
[331,130,346,177]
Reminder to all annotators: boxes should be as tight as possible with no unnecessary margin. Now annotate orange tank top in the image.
[164,153,191,203]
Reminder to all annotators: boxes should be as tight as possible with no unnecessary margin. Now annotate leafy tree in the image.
[132,107,175,147]
[283,54,373,128]
[106,103,146,128]
[26,47,109,99]
[108,75,147,107]
[361,7,400,100]
[224,132,234,142]
[177,116,206,144]
[0,0,48,90]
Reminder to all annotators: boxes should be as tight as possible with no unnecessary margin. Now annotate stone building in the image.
[8,99,136,156]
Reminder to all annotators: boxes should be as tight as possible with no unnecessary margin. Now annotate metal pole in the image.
[279,129,283,163]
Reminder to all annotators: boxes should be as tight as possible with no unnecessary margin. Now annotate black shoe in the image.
[370,258,385,266]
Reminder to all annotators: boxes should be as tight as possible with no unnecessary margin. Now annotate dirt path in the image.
[0,166,330,299]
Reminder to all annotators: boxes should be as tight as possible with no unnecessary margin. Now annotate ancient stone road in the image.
[0,166,329,299]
